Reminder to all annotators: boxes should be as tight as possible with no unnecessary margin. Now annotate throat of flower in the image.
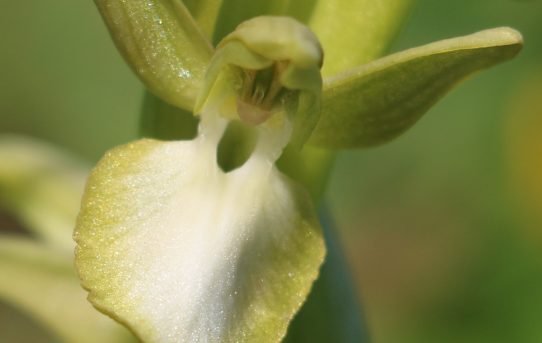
[197,106,292,174]
[195,16,323,149]
[236,62,287,126]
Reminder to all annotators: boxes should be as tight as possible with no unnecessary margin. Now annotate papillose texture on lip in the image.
[74,16,326,343]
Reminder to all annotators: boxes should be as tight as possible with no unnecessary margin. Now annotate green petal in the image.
[0,237,134,343]
[94,0,213,110]
[75,138,325,343]
[308,0,415,76]
[183,0,223,40]
[0,135,88,253]
[310,27,523,149]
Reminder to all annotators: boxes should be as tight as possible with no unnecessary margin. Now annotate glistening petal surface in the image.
[74,138,325,343]
[94,0,212,110]
[310,27,523,149]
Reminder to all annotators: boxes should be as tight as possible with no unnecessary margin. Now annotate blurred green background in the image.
[1,0,542,342]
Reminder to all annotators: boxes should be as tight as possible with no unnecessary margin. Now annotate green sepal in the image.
[94,0,213,111]
[307,0,415,76]
[310,27,523,149]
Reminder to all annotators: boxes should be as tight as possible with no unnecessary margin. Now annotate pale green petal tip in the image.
[310,26,523,149]
[75,139,325,343]
[468,26,523,46]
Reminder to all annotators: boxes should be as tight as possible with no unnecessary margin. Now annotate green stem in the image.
[284,205,369,342]
[139,92,198,140]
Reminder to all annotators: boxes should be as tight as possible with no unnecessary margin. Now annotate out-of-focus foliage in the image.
[0,236,134,343]
[505,71,542,244]
[0,1,140,162]
[0,135,87,253]
[0,135,136,342]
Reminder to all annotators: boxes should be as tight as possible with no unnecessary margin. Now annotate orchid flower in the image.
[3,1,525,343]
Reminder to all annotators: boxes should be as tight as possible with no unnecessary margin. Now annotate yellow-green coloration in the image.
[75,110,325,342]
[310,27,523,148]
[307,0,414,76]
[197,16,323,147]
[94,0,213,110]
[183,0,223,40]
